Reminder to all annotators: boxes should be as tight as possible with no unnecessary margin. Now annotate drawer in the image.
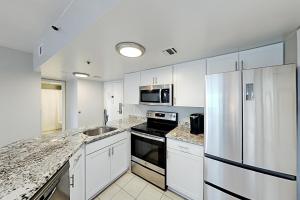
[86,131,129,155]
[167,138,203,157]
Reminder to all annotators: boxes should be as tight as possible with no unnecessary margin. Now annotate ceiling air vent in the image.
[163,48,177,55]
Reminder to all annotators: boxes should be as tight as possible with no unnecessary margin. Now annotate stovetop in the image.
[131,122,177,138]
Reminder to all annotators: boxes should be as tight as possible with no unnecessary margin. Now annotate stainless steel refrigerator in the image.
[204,64,297,200]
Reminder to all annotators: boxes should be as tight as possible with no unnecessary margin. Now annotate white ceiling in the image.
[0,0,74,52]
[40,0,300,81]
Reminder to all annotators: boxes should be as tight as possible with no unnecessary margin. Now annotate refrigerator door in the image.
[204,157,297,200]
[243,64,297,176]
[205,71,242,163]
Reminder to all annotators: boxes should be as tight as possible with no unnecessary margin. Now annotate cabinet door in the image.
[86,147,110,199]
[173,59,206,107]
[207,53,239,74]
[239,43,283,70]
[167,148,203,200]
[70,149,85,200]
[110,139,129,181]
[141,69,157,86]
[124,72,140,104]
[141,66,173,86]
[155,66,173,85]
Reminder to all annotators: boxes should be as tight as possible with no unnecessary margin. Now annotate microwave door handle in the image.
[160,89,162,103]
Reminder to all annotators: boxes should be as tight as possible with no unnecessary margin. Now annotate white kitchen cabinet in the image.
[70,147,85,200]
[140,66,173,86]
[173,59,206,107]
[110,139,129,181]
[206,52,239,74]
[167,139,204,200]
[85,132,130,199]
[124,72,140,104]
[239,43,283,69]
[86,147,111,200]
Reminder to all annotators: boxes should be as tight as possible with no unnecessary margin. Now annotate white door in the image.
[110,139,129,181]
[206,52,239,74]
[239,43,283,69]
[86,147,110,199]
[167,148,203,200]
[70,152,85,200]
[173,59,206,107]
[104,81,123,122]
[124,72,140,104]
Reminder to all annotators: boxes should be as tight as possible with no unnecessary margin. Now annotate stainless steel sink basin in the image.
[83,126,117,136]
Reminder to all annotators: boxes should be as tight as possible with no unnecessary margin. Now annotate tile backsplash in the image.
[123,104,204,123]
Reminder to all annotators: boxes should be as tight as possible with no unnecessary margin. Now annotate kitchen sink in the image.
[83,126,117,136]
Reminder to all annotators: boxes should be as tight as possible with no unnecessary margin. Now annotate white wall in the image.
[0,46,41,147]
[123,104,204,123]
[66,79,104,129]
[66,80,78,129]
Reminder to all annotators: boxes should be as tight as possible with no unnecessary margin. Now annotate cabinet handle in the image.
[108,148,111,157]
[235,61,238,71]
[112,147,114,155]
[241,60,244,69]
[70,174,75,188]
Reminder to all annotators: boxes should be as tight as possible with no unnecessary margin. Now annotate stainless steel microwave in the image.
[139,84,173,106]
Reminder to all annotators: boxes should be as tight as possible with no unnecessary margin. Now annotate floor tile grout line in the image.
[134,182,149,199]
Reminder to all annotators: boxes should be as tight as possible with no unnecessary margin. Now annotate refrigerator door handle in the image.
[245,83,254,101]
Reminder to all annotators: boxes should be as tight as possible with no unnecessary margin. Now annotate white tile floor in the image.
[95,171,184,200]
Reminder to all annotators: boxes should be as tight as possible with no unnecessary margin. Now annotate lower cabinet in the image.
[85,132,129,200]
[86,147,111,199]
[70,146,85,200]
[110,139,129,181]
[167,139,204,200]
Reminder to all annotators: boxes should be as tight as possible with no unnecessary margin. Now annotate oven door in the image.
[131,131,166,173]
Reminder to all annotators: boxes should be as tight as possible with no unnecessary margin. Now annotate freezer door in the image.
[204,184,239,200]
[204,157,297,200]
[205,71,242,162]
[243,64,297,176]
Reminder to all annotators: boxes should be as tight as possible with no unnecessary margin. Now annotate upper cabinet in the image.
[124,72,140,104]
[206,52,239,75]
[140,66,173,86]
[173,59,206,107]
[239,43,283,69]
[206,43,284,74]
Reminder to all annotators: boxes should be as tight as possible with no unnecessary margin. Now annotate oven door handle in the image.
[131,131,165,142]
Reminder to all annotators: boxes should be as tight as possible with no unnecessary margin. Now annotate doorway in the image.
[41,79,66,134]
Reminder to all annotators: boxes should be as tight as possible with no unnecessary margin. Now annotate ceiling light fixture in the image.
[116,42,145,58]
[72,72,90,78]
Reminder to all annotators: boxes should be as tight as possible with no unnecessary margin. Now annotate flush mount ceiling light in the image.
[72,72,90,78]
[116,42,145,58]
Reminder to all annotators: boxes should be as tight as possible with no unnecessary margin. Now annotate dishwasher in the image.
[31,162,70,200]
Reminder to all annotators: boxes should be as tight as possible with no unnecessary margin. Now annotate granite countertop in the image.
[0,116,145,200]
[166,123,204,146]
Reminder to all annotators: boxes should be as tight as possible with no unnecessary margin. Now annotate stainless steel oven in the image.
[131,111,178,190]
[139,84,173,106]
